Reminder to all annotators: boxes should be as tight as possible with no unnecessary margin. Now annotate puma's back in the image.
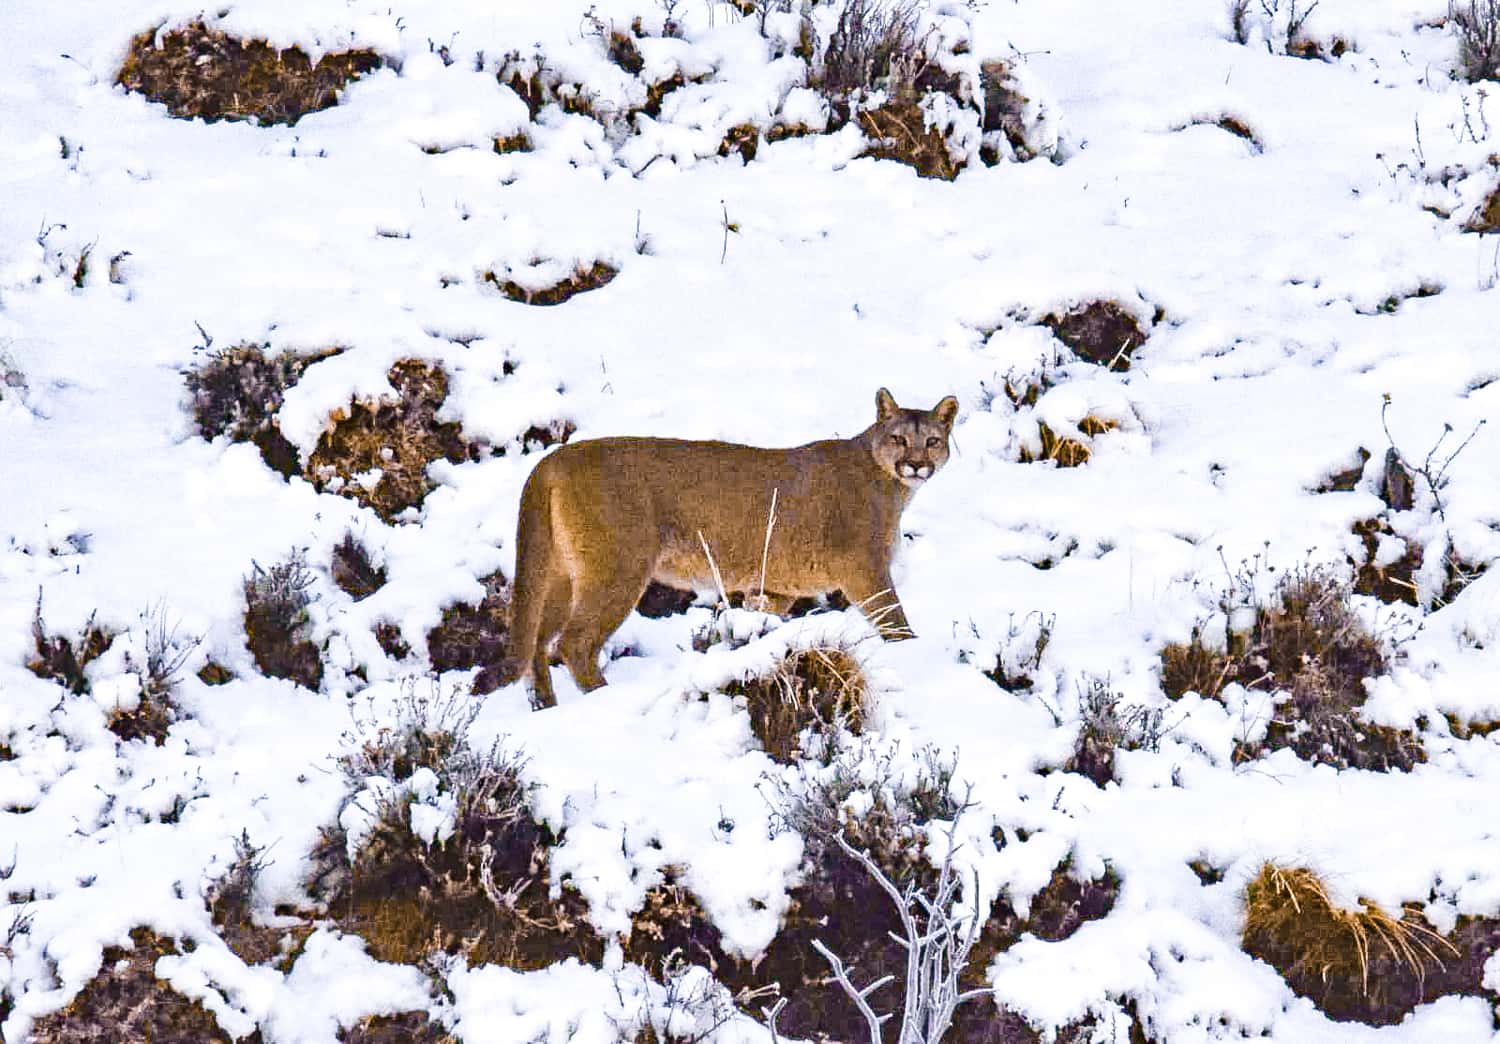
[508,388,958,708]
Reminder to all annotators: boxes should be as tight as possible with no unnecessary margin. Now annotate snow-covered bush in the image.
[27,593,114,696]
[311,685,597,969]
[1450,0,1500,82]
[1068,677,1167,787]
[330,530,387,602]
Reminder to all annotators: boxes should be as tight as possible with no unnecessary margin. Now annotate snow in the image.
[4,0,1500,1040]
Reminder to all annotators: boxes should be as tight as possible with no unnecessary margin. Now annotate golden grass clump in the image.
[1242,862,1458,1024]
[1020,416,1118,468]
[725,643,869,763]
[857,101,961,180]
[118,20,382,124]
[307,359,475,523]
[1465,183,1500,233]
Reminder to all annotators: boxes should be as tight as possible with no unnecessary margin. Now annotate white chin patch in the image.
[900,475,927,488]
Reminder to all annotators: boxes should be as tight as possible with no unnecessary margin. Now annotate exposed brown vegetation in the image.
[28,595,115,695]
[1243,862,1500,1024]
[718,122,760,162]
[243,550,323,690]
[308,359,476,523]
[484,260,619,306]
[1350,517,1421,606]
[340,1012,453,1043]
[118,20,381,124]
[1066,680,1165,787]
[492,131,532,154]
[519,419,578,452]
[1451,0,1500,82]
[426,570,510,690]
[1313,447,1370,493]
[857,101,960,180]
[1019,416,1117,468]
[184,343,340,479]
[198,661,233,685]
[29,928,251,1043]
[374,621,411,660]
[1465,182,1500,233]
[331,532,386,600]
[312,725,599,971]
[1042,301,1151,370]
[209,832,312,969]
[1162,564,1423,772]
[724,644,869,763]
[106,691,176,746]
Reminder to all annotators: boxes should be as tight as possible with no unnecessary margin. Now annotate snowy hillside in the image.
[3,0,1500,1040]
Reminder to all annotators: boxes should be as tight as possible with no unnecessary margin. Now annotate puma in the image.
[507,388,958,709]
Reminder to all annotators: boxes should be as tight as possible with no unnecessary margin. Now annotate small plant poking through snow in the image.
[331,531,387,601]
[1450,0,1500,82]
[184,341,340,478]
[1042,300,1153,371]
[483,259,619,306]
[206,830,307,968]
[27,592,115,695]
[117,20,383,124]
[307,359,477,523]
[1238,862,1500,1025]
[310,684,598,969]
[1067,677,1167,787]
[28,928,234,1043]
[111,601,201,744]
[1161,559,1423,771]
[243,548,323,690]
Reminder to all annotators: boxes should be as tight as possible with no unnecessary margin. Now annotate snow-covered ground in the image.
[3,0,1500,1039]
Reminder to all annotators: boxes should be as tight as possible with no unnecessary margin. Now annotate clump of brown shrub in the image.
[29,928,241,1043]
[1042,301,1153,370]
[1242,862,1500,1024]
[27,593,115,695]
[110,602,202,745]
[307,359,477,523]
[341,1012,454,1043]
[1161,561,1423,771]
[483,260,620,306]
[1018,416,1118,468]
[208,830,312,969]
[331,531,387,601]
[184,342,340,478]
[426,570,511,692]
[1451,0,1500,82]
[724,642,870,763]
[243,549,323,689]
[118,20,382,124]
[310,686,598,969]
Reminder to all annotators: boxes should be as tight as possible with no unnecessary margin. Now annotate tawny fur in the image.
[508,388,958,708]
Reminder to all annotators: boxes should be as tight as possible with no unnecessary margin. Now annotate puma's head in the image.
[868,387,959,489]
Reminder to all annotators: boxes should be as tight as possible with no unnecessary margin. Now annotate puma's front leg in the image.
[844,568,913,639]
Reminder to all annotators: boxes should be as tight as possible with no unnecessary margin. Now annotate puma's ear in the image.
[876,387,899,421]
[932,395,959,429]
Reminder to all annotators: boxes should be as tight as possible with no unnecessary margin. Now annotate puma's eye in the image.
[925,436,941,449]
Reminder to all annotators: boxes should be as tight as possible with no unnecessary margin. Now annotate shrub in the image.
[811,0,922,115]
[1241,863,1500,1024]
[184,342,339,478]
[243,549,323,689]
[118,19,382,124]
[310,685,597,969]
[1017,416,1118,468]
[1161,561,1423,771]
[207,830,309,969]
[331,531,387,601]
[28,928,234,1043]
[341,1012,454,1043]
[724,641,870,764]
[975,611,1054,692]
[27,593,115,695]
[111,602,201,744]
[1451,0,1500,81]
[307,359,476,523]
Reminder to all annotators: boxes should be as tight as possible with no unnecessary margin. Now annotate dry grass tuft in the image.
[243,549,323,690]
[1042,301,1151,370]
[725,643,869,763]
[857,101,960,180]
[718,122,760,162]
[331,531,387,601]
[426,570,511,690]
[1020,416,1118,468]
[1464,182,1500,233]
[1161,562,1422,771]
[208,831,312,970]
[118,19,381,124]
[484,260,619,306]
[185,342,340,478]
[198,661,233,686]
[308,359,476,523]
[623,869,738,982]
[27,594,115,695]
[1350,517,1422,606]
[1240,862,1486,1024]
[492,131,532,154]
[29,928,244,1043]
